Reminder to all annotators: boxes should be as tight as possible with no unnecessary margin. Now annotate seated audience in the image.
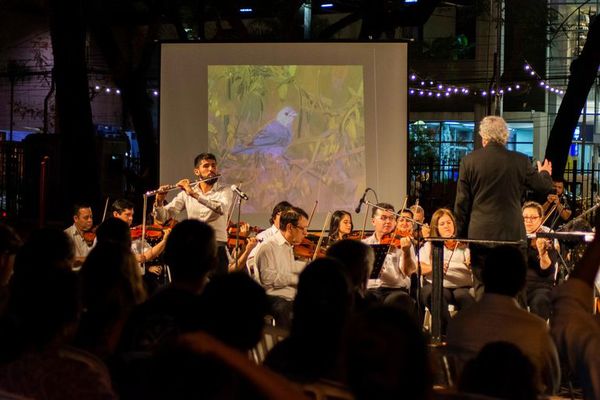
[551,215,600,399]
[0,228,116,399]
[446,245,560,395]
[326,239,375,312]
[459,341,538,400]
[75,221,147,359]
[343,305,432,400]
[265,258,352,383]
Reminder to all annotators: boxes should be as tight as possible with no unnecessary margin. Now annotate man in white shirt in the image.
[246,201,293,277]
[64,203,95,269]
[255,206,308,327]
[362,203,417,310]
[154,153,233,274]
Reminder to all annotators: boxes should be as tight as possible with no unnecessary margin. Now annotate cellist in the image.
[362,203,416,309]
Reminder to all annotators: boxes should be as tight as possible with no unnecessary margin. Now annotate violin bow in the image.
[307,200,318,227]
[387,196,409,255]
[101,196,110,223]
[312,212,331,261]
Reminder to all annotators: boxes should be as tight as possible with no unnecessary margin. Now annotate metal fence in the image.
[0,141,24,218]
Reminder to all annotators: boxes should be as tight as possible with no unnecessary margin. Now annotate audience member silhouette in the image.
[343,305,432,400]
[446,245,560,395]
[265,257,353,383]
[0,228,116,399]
[459,341,538,400]
[75,238,146,359]
[195,271,270,351]
[325,239,375,312]
[0,223,21,315]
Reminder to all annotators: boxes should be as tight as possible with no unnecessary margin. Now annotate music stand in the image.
[424,237,524,344]
[369,244,390,280]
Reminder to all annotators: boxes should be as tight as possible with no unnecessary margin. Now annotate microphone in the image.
[355,188,369,213]
[231,185,249,200]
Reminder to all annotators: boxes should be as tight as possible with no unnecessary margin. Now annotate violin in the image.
[443,239,467,251]
[227,222,262,251]
[294,234,326,261]
[82,228,96,247]
[130,219,176,243]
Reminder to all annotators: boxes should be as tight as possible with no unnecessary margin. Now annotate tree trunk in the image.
[544,15,600,179]
[48,0,100,216]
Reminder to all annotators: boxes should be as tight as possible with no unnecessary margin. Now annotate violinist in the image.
[542,178,572,228]
[64,203,95,269]
[227,223,259,273]
[409,204,430,242]
[111,199,170,285]
[254,207,309,328]
[419,208,474,332]
[522,201,558,320]
[246,201,293,274]
[154,153,233,274]
[362,203,416,307]
[327,210,353,246]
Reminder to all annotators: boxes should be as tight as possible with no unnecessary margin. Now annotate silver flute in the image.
[144,175,221,197]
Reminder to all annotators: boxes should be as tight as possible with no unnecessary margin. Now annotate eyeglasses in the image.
[293,224,308,232]
[523,216,540,221]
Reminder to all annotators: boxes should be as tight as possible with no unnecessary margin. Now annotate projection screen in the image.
[160,42,408,227]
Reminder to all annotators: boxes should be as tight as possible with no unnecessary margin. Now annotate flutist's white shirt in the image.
[153,182,233,243]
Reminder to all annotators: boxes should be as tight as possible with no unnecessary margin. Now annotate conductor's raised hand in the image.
[537,159,552,175]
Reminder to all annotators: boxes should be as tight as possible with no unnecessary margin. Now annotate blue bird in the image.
[232,107,298,157]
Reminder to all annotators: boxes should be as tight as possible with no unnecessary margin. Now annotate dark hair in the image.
[329,210,353,241]
[72,203,91,217]
[196,272,269,351]
[482,245,526,296]
[326,239,373,294]
[194,152,217,168]
[279,207,309,231]
[459,341,538,400]
[111,198,135,214]
[269,201,293,225]
[0,223,22,255]
[372,203,395,218]
[345,306,432,400]
[96,218,132,250]
[14,228,74,272]
[164,219,217,282]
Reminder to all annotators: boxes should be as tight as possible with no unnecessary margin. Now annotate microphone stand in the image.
[232,191,248,272]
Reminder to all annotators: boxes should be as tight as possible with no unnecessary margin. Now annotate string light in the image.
[523,62,565,95]
[89,85,159,98]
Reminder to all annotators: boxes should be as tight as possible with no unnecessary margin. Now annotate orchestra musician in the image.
[542,178,572,228]
[454,116,553,298]
[522,201,558,320]
[362,203,417,310]
[419,208,474,332]
[410,204,430,241]
[254,207,309,328]
[64,203,95,269]
[327,210,353,246]
[111,199,170,290]
[154,153,233,274]
[246,201,293,276]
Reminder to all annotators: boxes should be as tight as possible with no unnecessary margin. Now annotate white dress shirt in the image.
[64,224,95,259]
[362,234,416,290]
[153,181,233,243]
[255,230,305,300]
